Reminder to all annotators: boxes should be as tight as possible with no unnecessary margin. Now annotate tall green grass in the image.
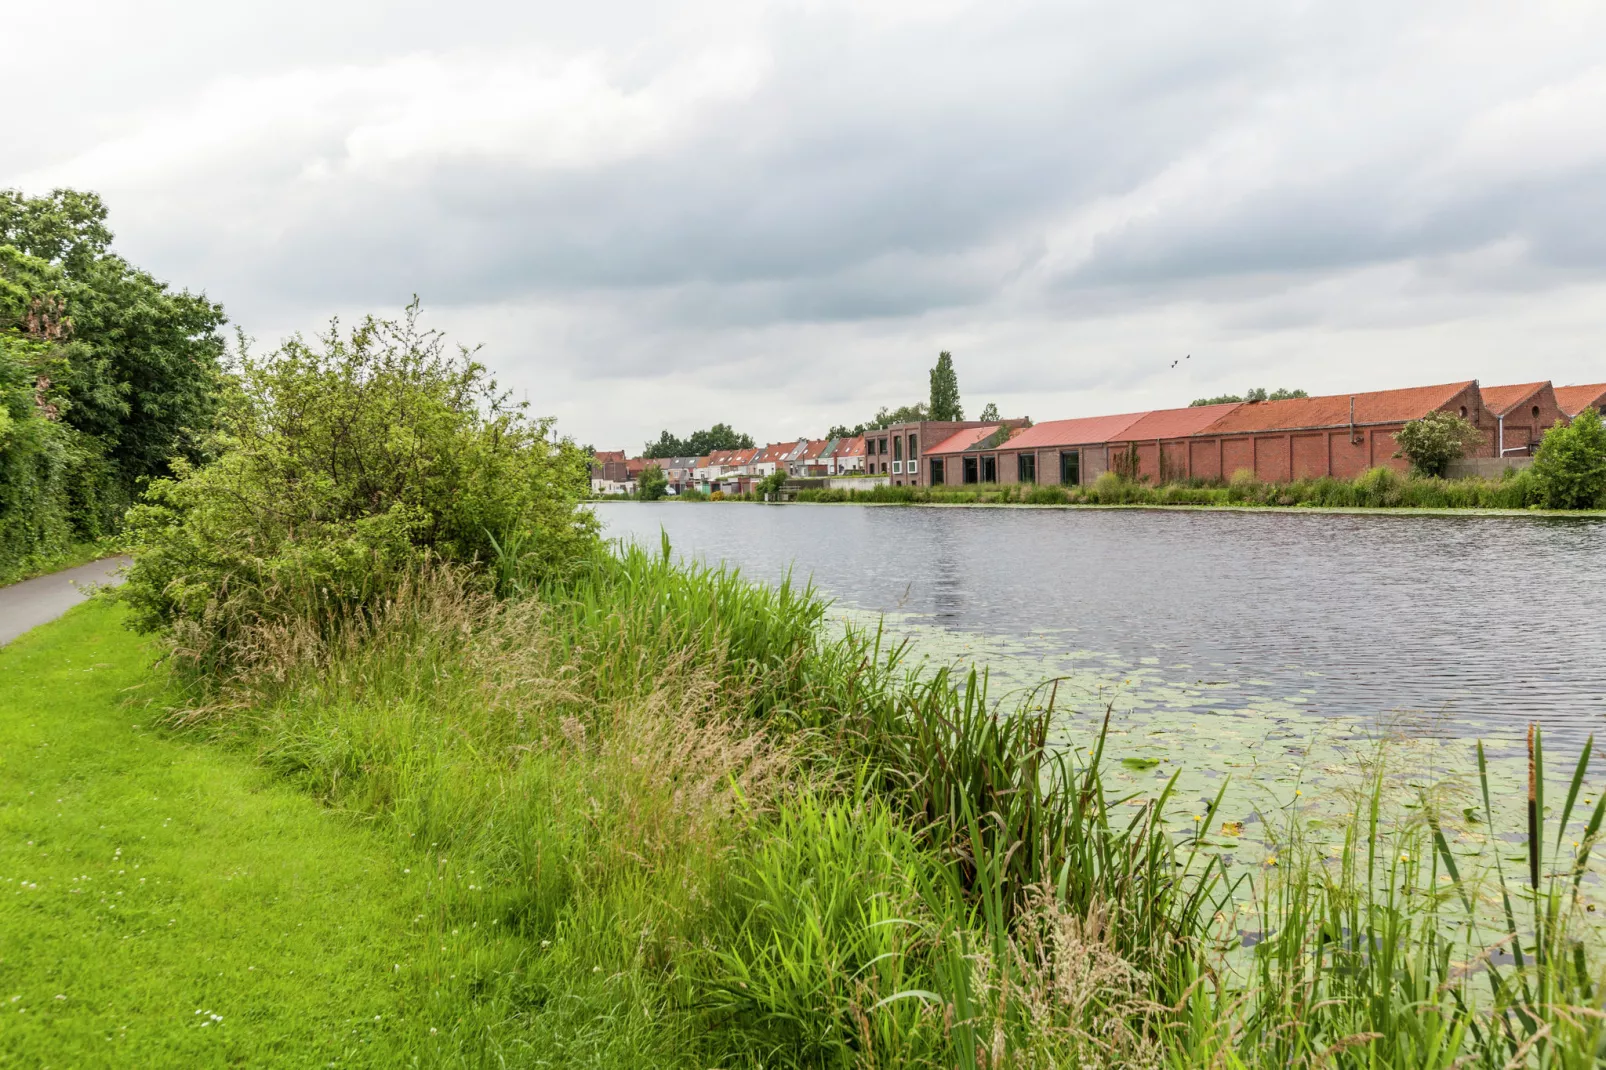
[154,539,1606,1067]
[788,465,1556,510]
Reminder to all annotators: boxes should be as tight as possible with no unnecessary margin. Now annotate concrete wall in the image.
[1446,456,1534,480]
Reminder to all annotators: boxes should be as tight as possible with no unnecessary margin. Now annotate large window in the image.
[1017,453,1036,483]
[981,455,997,483]
[1060,450,1080,486]
[893,436,903,461]
[930,458,944,484]
[908,433,918,458]
[962,456,978,484]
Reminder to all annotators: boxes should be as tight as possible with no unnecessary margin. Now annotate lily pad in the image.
[1122,756,1162,771]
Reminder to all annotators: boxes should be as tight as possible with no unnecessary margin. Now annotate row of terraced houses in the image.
[593,379,1606,495]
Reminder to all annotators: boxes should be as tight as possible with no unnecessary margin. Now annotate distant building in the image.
[826,435,867,474]
[1481,382,1566,456]
[863,420,1008,487]
[1179,382,1490,480]
[590,450,632,495]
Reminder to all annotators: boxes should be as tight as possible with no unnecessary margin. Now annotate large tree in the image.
[928,350,962,420]
[1,188,227,491]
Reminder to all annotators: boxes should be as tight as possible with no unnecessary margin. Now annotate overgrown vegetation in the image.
[113,535,1606,1067]
[119,304,595,671]
[1531,407,1606,509]
[0,189,226,577]
[791,464,1569,509]
[102,314,1606,1065]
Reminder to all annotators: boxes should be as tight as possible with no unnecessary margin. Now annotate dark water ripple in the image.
[593,503,1606,748]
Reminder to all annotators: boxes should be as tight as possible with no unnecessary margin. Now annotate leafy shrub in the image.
[1351,465,1401,506]
[1393,409,1482,477]
[1025,484,1068,505]
[1531,408,1606,509]
[120,305,596,666]
[755,468,788,498]
[637,462,668,501]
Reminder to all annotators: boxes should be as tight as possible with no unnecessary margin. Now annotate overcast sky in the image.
[6,1,1605,449]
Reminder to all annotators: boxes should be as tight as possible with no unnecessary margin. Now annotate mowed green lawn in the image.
[0,601,497,1067]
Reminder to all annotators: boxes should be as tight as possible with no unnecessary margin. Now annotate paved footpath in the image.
[0,557,130,646]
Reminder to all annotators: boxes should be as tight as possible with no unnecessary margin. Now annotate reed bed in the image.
[159,539,1606,1067]
[789,465,1551,510]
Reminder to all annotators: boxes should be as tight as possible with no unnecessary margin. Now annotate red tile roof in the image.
[625,457,651,474]
[925,425,1007,456]
[1111,403,1241,442]
[1480,382,1549,417]
[757,442,796,464]
[1196,382,1475,435]
[829,435,866,457]
[1555,383,1606,417]
[594,450,626,464]
[794,438,828,461]
[995,412,1150,451]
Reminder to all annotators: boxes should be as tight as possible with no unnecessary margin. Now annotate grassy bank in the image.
[102,541,1606,1068]
[793,466,1556,510]
[0,601,584,1067]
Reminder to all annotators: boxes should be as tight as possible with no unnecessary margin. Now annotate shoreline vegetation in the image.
[86,306,1605,1067]
[95,541,1606,1067]
[600,464,1606,513]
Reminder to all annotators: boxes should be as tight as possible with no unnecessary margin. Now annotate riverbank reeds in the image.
[150,541,1606,1066]
[787,465,1551,510]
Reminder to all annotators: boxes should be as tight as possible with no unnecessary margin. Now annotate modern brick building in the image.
[864,420,996,486]
[940,413,1146,486]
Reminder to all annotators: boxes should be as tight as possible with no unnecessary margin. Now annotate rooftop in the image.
[1555,383,1606,416]
[1112,403,1242,442]
[996,411,1150,451]
[1196,382,1476,435]
[1480,382,1550,417]
[925,424,1007,456]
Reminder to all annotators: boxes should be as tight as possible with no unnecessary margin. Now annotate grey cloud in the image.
[12,0,1606,447]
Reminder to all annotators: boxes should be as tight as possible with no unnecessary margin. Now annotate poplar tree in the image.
[928,351,962,420]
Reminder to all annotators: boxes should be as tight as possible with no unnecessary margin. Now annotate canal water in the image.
[594,502,1606,758]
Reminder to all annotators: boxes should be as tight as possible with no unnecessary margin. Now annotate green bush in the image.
[637,462,668,501]
[120,305,597,665]
[1531,408,1606,509]
[1393,409,1483,477]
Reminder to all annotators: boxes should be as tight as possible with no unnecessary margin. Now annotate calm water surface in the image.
[594,503,1606,749]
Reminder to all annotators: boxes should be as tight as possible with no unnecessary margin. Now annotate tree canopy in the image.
[644,423,754,458]
[1,188,226,576]
[1,188,227,489]
[828,403,927,439]
[1191,387,1308,406]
